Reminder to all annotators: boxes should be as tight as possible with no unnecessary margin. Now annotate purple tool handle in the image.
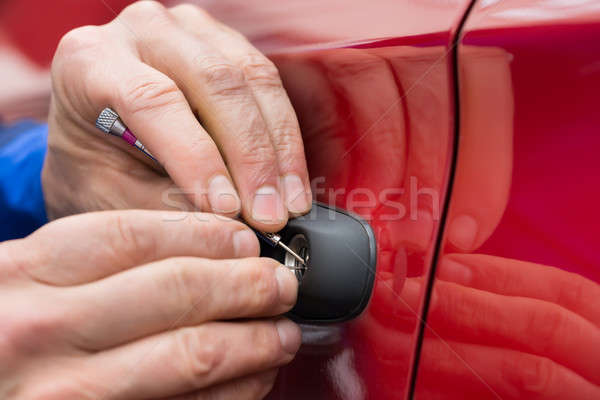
[122,129,137,146]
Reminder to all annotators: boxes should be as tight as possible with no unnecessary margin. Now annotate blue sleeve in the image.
[0,121,48,241]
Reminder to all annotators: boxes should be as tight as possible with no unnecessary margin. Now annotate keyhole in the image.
[284,234,309,281]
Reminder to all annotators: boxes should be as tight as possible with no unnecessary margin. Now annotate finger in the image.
[166,369,277,400]
[308,49,407,200]
[438,253,600,327]
[8,210,258,286]
[69,257,298,349]
[117,3,287,230]
[53,23,241,218]
[369,274,424,333]
[44,151,193,213]
[86,320,301,400]
[377,46,451,251]
[444,46,514,252]
[417,339,600,399]
[171,4,312,216]
[428,280,600,383]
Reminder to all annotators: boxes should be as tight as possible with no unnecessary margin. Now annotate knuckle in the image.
[185,134,219,162]
[529,308,563,352]
[53,27,104,87]
[2,309,65,353]
[177,327,224,384]
[111,213,139,250]
[0,241,30,281]
[120,75,183,116]
[113,213,136,244]
[559,275,592,310]
[239,54,282,88]
[121,0,169,23]
[242,260,280,310]
[218,25,246,41]
[197,57,247,97]
[514,355,554,396]
[106,212,156,262]
[168,259,202,312]
[171,3,210,20]
[55,26,104,59]
[235,132,278,173]
[270,120,303,153]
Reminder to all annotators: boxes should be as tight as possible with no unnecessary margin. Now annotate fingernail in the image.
[276,265,298,307]
[283,174,310,214]
[447,214,478,251]
[276,318,302,354]
[208,175,240,215]
[233,229,259,257]
[252,185,286,224]
[438,258,473,285]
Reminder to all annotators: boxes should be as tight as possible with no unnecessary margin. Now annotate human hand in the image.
[0,210,300,399]
[413,253,600,399]
[43,1,311,231]
[350,251,600,399]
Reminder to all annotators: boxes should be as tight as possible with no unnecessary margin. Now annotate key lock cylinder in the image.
[259,203,376,324]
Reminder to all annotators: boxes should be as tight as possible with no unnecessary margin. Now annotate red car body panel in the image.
[201,1,470,398]
[414,1,600,399]
[3,0,600,399]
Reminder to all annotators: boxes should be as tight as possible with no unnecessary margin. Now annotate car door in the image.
[196,1,472,398]
[413,1,600,399]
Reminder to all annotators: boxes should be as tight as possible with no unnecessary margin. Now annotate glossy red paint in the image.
[0,0,135,66]
[195,1,470,398]
[414,1,600,398]
[268,41,454,400]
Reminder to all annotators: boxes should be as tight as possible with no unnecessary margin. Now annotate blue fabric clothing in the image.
[0,121,48,241]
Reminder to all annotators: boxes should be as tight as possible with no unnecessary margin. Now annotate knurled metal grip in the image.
[96,107,119,134]
[95,107,157,162]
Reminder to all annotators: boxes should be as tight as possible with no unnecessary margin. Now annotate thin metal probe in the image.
[254,231,307,269]
[96,107,307,270]
[278,241,307,268]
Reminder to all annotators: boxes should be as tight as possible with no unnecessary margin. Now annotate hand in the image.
[43,1,312,231]
[0,210,301,399]
[350,252,600,399]
[415,253,600,399]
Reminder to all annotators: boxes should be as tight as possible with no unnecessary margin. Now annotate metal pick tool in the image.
[96,107,157,162]
[254,231,307,270]
[95,107,307,272]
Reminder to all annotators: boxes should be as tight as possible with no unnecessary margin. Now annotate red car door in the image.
[414,1,600,399]
[199,1,472,398]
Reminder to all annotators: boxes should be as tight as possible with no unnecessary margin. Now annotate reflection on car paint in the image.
[414,2,600,398]
[266,39,455,399]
